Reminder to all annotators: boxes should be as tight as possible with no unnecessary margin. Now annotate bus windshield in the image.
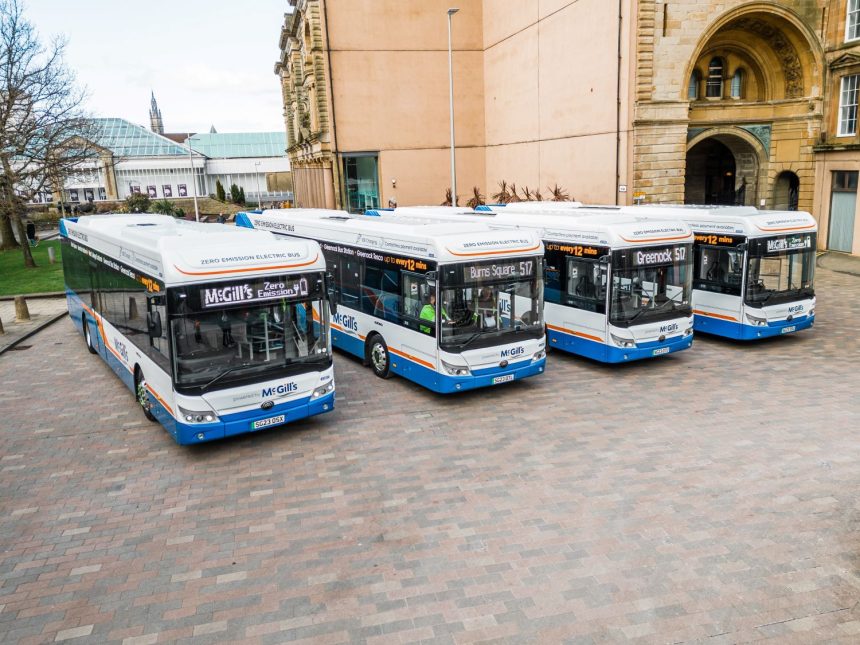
[438,257,544,352]
[745,234,815,308]
[168,273,330,391]
[610,244,693,327]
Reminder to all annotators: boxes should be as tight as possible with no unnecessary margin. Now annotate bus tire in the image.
[83,314,97,355]
[134,367,157,422]
[367,335,392,379]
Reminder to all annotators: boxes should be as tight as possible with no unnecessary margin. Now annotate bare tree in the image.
[0,0,97,267]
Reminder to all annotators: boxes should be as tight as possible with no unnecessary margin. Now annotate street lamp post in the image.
[187,133,199,222]
[447,8,459,206]
[254,161,262,209]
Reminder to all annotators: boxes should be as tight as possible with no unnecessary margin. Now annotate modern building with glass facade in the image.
[278,0,860,257]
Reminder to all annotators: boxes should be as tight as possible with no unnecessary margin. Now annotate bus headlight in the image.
[531,349,546,362]
[177,406,218,424]
[684,327,693,337]
[808,307,815,317]
[441,360,471,376]
[312,382,334,399]
[745,312,767,326]
[610,333,636,348]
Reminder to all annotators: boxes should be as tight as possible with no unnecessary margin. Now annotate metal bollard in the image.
[47,246,56,264]
[14,296,30,322]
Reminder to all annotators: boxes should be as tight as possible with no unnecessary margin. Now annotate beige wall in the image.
[813,153,860,255]
[483,0,630,203]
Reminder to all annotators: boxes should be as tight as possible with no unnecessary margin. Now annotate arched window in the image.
[706,57,724,98]
[688,70,700,100]
[730,69,743,99]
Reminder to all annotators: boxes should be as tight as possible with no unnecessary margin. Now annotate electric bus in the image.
[383,205,695,362]
[236,209,547,393]
[618,205,817,340]
[60,214,335,445]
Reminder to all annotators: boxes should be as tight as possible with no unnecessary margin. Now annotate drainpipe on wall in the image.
[321,0,342,210]
[615,0,623,205]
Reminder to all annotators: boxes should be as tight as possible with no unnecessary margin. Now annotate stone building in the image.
[277,1,860,256]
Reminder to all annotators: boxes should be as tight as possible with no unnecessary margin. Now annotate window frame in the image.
[847,0,860,42]
[730,68,743,99]
[706,57,724,99]
[838,74,860,137]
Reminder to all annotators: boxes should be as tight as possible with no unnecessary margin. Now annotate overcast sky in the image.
[26,0,290,133]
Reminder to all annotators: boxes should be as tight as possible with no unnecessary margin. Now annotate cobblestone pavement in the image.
[0,297,67,354]
[1,269,859,644]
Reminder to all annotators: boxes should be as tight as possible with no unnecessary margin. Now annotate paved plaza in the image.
[1,268,859,644]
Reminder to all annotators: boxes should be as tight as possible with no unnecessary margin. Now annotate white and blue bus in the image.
[621,205,817,340]
[236,209,547,393]
[386,205,695,362]
[60,214,335,445]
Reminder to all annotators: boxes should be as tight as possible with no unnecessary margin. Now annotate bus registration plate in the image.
[493,374,514,385]
[652,347,670,356]
[781,325,796,334]
[252,415,285,430]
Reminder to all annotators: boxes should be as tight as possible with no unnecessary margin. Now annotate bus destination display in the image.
[201,276,310,308]
[630,245,687,267]
[464,258,536,283]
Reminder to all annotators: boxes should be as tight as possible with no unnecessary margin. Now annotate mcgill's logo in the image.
[788,304,804,313]
[501,346,525,358]
[203,284,254,307]
[333,312,359,332]
[660,323,679,334]
[262,382,298,397]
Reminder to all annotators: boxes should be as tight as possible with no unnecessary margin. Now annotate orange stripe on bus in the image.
[146,385,173,415]
[546,323,603,343]
[754,224,815,233]
[445,242,542,257]
[693,309,738,322]
[172,254,320,276]
[389,346,435,370]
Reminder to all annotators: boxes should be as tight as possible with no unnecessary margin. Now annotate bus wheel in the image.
[83,314,97,355]
[368,335,392,379]
[134,368,157,422]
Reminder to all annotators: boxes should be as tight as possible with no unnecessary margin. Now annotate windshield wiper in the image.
[201,363,257,390]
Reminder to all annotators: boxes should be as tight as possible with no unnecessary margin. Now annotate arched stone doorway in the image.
[685,131,763,206]
[773,171,799,211]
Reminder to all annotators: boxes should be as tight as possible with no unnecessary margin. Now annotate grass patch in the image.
[0,240,64,296]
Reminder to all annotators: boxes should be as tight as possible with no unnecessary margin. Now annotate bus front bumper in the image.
[170,391,335,445]
[694,313,814,340]
[604,333,693,363]
[429,357,546,394]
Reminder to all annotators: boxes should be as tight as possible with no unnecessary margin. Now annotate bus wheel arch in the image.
[365,333,392,379]
[133,365,157,422]
[83,313,97,354]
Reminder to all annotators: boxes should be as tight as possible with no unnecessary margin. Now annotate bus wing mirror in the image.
[147,310,162,339]
[599,255,610,265]
[326,272,338,315]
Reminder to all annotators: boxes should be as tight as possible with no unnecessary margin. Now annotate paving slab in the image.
[0,296,68,355]
[0,268,858,643]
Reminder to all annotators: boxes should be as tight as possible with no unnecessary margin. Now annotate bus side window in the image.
[565,257,606,314]
[400,271,427,331]
[695,246,742,296]
[147,297,170,369]
[340,259,360,308]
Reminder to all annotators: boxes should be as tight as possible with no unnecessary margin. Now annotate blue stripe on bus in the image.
[547,326,693,363]
[331,328,544,394]
[693,313,814,340]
